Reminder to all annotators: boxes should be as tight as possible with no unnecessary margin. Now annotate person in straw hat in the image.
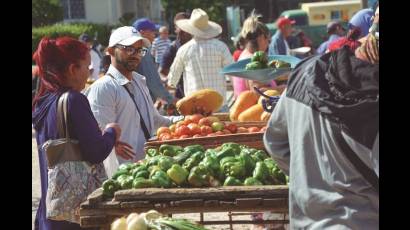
[167,8,233,112]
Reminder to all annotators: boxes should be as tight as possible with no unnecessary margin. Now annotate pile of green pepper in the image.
[102,142,288,197]
[245,51,291,70]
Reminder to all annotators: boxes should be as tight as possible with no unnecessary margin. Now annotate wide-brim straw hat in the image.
[176,8,222,39]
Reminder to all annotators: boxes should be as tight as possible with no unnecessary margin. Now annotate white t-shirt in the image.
[89,49,101,81]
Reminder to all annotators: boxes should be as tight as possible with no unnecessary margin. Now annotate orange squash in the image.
[238,104,264,122]
[229,90,259,121]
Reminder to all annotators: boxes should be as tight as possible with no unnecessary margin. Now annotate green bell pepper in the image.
[275,60,291,68]
[146,155,161,167]
[148,165,162,178]
[111,168,129,180]
[198,155,220,177]
[245,61,263,70]
[264,158,277,171]
[244,177,263,186]
[252,150,269,162]
[130,165,148,176]
[146,148,159,157]
[159,144,183,156]
[158,156,175,171]
[215,147,236,161]
[182,151,204,171]
[223,176,243,186]
[220,156,237,167]
[239,150,256,175]
[272,167,287,185]
[253,162,270,183]
[151,170,172,188]
[183,145,205,154]
[221,143,242,155]
[132,178,156,188]
[167,164,189,185]
[187,165,210,187]
[222,161,246,179]
[102,179,120,197]
[251,51,268,64]
[172,151,190,165]
[204,148,217,158]
[118,175,134,189]
[133,170,149,179]
[118,163,135,171]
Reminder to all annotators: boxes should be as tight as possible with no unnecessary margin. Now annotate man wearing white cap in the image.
[167,8,233,111]
[86,26,182,176]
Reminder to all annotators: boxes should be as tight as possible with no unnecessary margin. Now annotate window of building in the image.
[61,0,85,20]
[331,10,341,20]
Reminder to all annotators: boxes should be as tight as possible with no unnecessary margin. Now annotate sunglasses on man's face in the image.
[115,45,147,56]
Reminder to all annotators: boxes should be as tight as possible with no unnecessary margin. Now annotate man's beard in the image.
[115,55,140,71]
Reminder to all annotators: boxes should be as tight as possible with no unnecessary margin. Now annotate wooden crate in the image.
[145,132,265,152]
[80,186,289,229]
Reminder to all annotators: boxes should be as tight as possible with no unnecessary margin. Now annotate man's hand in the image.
[114,141,135,160]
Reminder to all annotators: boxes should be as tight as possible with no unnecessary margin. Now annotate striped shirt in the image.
[167,37,233,105]
[151,37,171,64]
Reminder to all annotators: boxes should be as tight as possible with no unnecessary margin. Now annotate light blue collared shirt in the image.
[86,65,182,165]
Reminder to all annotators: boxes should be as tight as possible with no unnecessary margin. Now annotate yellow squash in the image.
[176,89,223,115]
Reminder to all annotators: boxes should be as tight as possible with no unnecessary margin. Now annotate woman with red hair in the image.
[32,37,133,230]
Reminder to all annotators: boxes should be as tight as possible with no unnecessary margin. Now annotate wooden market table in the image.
[80,185,289,229]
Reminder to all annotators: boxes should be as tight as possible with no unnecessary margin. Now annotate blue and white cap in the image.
[108,26,151,48]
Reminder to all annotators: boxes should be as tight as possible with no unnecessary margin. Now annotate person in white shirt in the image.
[167,8,233,112]
[79,33,102,81]
[86,26,182,176]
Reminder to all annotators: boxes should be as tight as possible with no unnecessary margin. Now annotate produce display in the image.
[111,210,208,230]
[102,143,287,197]
[156,114,266,141]
[245,51,291,70]
[176,89,223,116]
[229,90,281,122]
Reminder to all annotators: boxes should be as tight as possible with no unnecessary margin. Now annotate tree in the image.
[161,0,228,26]
[32,0,64,27]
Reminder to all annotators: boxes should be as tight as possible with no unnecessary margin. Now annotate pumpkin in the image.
[229,90,259,121]
[176,89,223,116]
[238,104,264,122]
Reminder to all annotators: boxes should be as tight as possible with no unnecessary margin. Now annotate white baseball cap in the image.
[108,26,151,48]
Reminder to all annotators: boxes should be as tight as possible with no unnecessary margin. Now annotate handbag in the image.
[42,92,107,223]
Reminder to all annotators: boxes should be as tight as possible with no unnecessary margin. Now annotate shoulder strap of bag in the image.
[107,73,151,141]
[57,92,70,139]
[330,121,379,193]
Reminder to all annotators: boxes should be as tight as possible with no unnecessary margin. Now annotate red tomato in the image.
[225,123,238,133]
[248,127,260,133]
[200,125,213,135]
[198,117,211,127]
[156,127,171,137]
[237,127,249,133]
[188,123,201,135]
[160,133,172,141]
[179,134,190,139]
[175,125,191,136]
[189,114,204,124]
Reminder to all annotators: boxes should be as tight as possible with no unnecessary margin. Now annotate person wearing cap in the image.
[86,26,183,177]
[348,8,374,39]
[167,8,234,112]
[316,20,347,54]
[268,17,295,56]
[79,33,102,81]
[159,12,192,99]
[263,5,379,228]
[132,18,176,106]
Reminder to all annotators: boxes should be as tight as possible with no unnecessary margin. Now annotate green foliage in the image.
[32,0,64,27]
[161,0,227,25]
[32,23,115,57]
